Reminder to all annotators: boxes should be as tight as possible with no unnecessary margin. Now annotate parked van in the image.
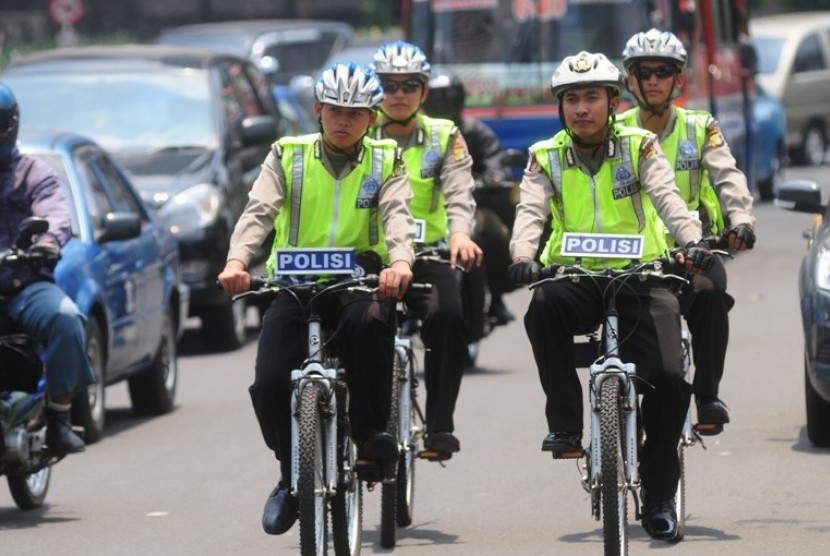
[750,12,830,166]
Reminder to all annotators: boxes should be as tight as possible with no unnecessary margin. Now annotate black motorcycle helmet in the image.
[422,65,466,124]
[0,83,20,165]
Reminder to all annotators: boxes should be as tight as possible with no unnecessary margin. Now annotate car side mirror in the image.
[98,212,141,243]
[775,180,824,214]
[240,115,278,147]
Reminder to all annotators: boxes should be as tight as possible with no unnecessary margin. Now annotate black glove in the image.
[727,223,756,250]
[508,260,541,285]
[682,241,715,273]
[28,241,61,268]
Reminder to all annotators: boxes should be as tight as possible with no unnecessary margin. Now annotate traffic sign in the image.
[48,0,85,27]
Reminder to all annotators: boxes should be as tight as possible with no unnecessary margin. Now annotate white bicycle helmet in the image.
[314,62,384,110]
[622,28,688,71]
[550,51,622,99]
[371,41,431,82]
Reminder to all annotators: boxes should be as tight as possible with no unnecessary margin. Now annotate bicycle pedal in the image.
[417,449,452,462]
[694,423,724,436]
[354,459,394,482]
[550,448,585,460]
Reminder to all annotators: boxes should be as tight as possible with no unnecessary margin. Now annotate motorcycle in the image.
[0,217,59,509]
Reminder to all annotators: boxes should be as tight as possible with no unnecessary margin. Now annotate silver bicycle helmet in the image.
[550,51,623,99]
[622,28,688,71]
[371,41,431,82]
[314,62,384,110]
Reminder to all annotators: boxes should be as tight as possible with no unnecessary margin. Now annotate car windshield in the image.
[5,70,215,152]
[752,37,786,74]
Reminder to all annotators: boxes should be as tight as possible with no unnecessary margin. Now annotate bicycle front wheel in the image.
[380,348,403,548]
[298,382,328,556]
[674,443,686,541]
[396,347,418,527]
[599,376,629,556]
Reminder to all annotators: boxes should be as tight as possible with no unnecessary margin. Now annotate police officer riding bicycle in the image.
[507,51,713,541]
[218,62,415,536]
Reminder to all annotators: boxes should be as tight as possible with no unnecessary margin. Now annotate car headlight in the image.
[816,247,830,291]
[157,183,221,236]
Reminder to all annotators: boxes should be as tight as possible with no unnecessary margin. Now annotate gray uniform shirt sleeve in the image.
[701,118,756,229]
[509,152,553,261]
[440,130,477,236]
[379,171,416,267]
[226,148,285,268]
[638,135,703,246]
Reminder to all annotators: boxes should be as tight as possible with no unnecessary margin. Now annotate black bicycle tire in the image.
[331,380,363,555]
[298,382,328,556]
[599,376,628,556]
[396,347,418,526]
[675,443,686,541]
[380,348,404,548]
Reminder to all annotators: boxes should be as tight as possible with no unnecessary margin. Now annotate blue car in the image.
[752,79,788,201]
[19,130,189,443]
[776,180,830,447]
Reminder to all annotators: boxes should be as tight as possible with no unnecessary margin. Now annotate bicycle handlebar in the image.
[531,258,689,289]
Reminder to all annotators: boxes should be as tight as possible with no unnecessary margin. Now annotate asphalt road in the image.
[2,166,829,555]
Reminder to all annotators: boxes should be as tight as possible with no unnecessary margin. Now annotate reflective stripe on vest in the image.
[289,145,304,246]
[621,136,646,232]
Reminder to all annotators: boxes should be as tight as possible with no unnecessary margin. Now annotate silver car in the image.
[750,12,830,166]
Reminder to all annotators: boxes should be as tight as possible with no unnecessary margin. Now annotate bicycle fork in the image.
[586,312,640,512]
[290,317,340,498]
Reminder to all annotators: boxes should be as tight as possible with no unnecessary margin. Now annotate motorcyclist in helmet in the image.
[620,29,756,434]
[0,82,92,456]
[422,65,517,328]
[508,51,713,541]
[218,62,415,536]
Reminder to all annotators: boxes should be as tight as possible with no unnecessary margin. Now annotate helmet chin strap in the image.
[559,100,615,150]
[319,119,363,161]
[634,73,676,117]
[379,107,420,128]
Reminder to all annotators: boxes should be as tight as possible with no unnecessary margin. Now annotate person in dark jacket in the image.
[421,65,517,327]
[0,82,92,455]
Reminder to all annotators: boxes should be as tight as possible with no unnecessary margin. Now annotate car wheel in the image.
[793,123,827,166]
[805,353,830,447]
[71,317,106,443]
[757,142,786,201]
[200,297,246,351]
[129,308,177,415]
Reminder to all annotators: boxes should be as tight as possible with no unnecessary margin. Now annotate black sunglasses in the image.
[633,65,678,80]
[381,79,422,93]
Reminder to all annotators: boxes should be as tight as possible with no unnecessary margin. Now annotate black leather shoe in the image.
[541,431,583,458]
[696,396,729,436]
[425,432,460,453]
[358,432,398,463]
[641,498,679,541]
[262,482,298,535]
[488,296,515,325]
[44,407,85,455]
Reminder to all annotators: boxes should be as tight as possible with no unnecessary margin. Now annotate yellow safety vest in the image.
[533,127,670,270]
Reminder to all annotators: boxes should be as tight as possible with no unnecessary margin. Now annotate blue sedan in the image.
[19,130,189,443]
[777,180,830,446]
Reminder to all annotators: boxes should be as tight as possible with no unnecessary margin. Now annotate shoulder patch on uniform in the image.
[393,156,407,176]
[706,122,726,148]
[527,153,541,172]
[642,143,659,160]
[451,134,468,162]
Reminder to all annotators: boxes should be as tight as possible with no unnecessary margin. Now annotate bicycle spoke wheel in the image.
[298,382,328,556]
[599,376,628,556]
[331,437,362,555]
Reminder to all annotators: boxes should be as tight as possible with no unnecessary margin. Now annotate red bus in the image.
[402,0,756,179]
